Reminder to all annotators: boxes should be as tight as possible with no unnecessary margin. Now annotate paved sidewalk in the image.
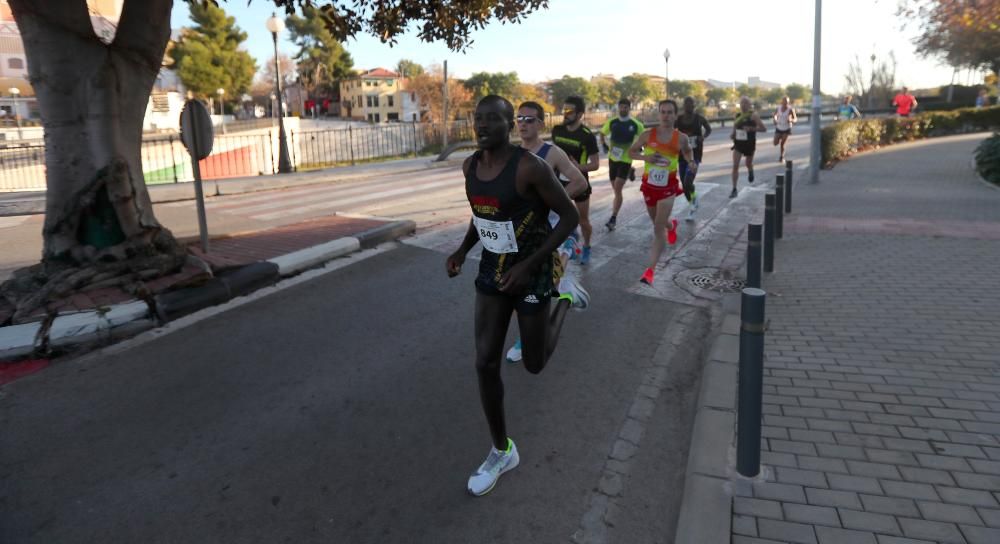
[731,133,1000,544]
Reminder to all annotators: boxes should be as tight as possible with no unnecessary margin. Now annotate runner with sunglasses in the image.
[505,101,590,364]
[551,96,600,265]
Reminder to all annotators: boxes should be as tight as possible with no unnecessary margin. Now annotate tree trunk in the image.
[11,0,180,265]
[1,0,188,323]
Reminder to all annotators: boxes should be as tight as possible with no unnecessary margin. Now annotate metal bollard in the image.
[784,160,793,213]
[737,287,767,478]
[775,175,784,240]
[747,224,762,289]
[764,193,775,273]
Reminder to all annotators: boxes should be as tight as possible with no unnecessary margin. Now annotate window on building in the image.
[374,113,380,123]
[357,96,362,108]
[388,95,394,107]
[8,58,23,70]
[387,80,395,87]
[373,95,379,107]
[366,95,373,107]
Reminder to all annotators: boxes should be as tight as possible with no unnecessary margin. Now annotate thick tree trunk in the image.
[11,0,179,264]
[1,0,189,324]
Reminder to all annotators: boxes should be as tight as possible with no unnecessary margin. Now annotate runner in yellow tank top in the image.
[627,99,697,285]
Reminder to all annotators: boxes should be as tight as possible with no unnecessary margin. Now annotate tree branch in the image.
[114,0,174,71]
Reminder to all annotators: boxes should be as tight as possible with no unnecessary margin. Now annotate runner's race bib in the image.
[610,146,625,161]
[688,135,698,146]
[473,216,519,254]
[648,167,670,187]
[735,130,748,141]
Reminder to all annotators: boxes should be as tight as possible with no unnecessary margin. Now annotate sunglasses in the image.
[562,108,577,115]
[516,115,538,124]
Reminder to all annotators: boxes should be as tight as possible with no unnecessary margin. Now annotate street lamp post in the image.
[8,87,21,140]
[869,53,876,109]
[663,48,670,98]
[216,88,226,135]
[266,12,293,174]
[809,0,822,185]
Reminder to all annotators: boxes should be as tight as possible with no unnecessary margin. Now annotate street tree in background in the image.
[762,86,786,105]
[463,71,520,101]
[547,76,598,109]
[844,51,897,108]
[592,77,618,109]
[736,84,760,100]
[706,87,734,106]
[510,83,553,114]
[616,74,657,104]
[258,53,298,89]
[899,0,1000,92]
[785,83,810,104]
[1,0,552,324]
[170,1,256,99]
[286,5,355,100]
[669,80,706,102]
[407,64,473,122]
[396,59,425,79]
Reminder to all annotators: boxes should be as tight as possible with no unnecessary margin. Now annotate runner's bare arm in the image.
[753,113,768,132]
[700,116,712,140]
[500,156,579,292]
[549,145,587,199]
[628,130,651,161]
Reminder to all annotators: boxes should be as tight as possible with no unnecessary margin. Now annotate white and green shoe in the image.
[467,438,520,496]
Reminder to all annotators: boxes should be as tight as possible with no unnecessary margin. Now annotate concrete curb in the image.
[0,219,414,365]
[673,293,741,544]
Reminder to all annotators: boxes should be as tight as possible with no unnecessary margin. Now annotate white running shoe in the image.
[506,339,523,363]
[467,439,520,496]
[557,274,590,310]
[686,199,697,221]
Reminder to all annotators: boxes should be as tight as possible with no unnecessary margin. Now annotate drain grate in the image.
[687,272,746,293]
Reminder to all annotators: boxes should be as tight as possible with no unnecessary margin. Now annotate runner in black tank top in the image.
[446,96,584,497]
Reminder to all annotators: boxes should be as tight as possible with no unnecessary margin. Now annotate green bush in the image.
[975,133,1000,186]
[821,105,1000,167]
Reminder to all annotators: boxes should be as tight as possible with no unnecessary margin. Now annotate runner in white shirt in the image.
[772,96,796,163]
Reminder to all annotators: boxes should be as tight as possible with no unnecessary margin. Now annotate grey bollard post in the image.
[764,194,775,273]
[747,224,762,289]
[784,160,793,213]
[775,175,784,240]
[737,287,767,478]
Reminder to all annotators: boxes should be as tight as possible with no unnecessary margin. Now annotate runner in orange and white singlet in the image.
[627,99,697,285]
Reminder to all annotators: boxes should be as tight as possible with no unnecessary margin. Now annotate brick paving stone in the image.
[798,456,849,474]
[915,454,973,472]
[875,536,937,544]
[734,497,784,520]
[847,460,902,480]
[757,518,818,544]
[968,459,1000,476]
[898,518,966,543]
[859,494,920,517]
[733,514,758,537]
[898,466,956,486]
[976,508,1000,527]
[783,503,841,527]
[866,449,919,467]
[778,467,830,488]
[828,474,883,494]
[815,526,877,544]
[753,481,807,503]
[838,509,902,535]
[881,481,940,501]
[960,525,1000,544]
[953,473,1000,492]
[806,488,864,509]
[761,451,798,468]
[916,501,984,525]
[936,487,1000,508]
[732,537,787,544]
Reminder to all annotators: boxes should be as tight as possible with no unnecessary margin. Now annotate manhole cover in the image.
[687,272,746,293]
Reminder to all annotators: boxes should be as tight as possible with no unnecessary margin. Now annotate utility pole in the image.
[809,0,822,185]
[442,60,449,149]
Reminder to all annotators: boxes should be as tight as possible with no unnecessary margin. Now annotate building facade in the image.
[339,68,419,122]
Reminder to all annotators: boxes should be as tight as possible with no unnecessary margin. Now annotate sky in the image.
[165,0,981,93]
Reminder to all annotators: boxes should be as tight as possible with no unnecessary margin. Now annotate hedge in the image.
[821,106,1000,168]
[975,133,1000,186]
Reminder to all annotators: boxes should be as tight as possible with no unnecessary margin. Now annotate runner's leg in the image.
[577,198,592,248]
[648,196,676,270]
[610,177,627,218]
[518,298,561,374]
[475,291,516,450]
[731,150,741,194]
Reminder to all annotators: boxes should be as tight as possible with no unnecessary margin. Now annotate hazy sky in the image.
[167,0,980,92]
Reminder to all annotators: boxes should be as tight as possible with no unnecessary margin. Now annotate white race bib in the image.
[610,146,625,161]
[648,167,670,187]
[688,135,698,146]
[548,210,560,229]
[473,216,519,254]
[735,130,748,141]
